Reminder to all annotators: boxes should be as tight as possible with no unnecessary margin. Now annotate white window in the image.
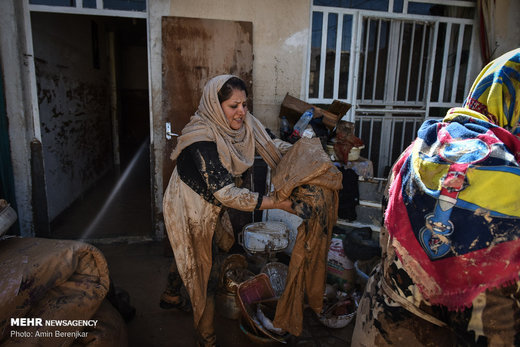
[28,0,146,17]
[308,0,477,176]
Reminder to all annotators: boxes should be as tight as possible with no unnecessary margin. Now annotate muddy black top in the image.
[177,141,262,209]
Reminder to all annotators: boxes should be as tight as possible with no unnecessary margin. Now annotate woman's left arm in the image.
[273,138,292,155]
[213,185,295,214]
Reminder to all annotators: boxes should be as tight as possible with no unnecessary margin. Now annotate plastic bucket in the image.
[0,205,17,236]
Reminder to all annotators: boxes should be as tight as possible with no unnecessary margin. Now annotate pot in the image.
[216,290,241,320]
[348,145,365,161]
[238,222,289,254]
[219,254,254,294]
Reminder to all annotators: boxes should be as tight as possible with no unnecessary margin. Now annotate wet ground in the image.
[95,240,355,347]
[48,146,356,346]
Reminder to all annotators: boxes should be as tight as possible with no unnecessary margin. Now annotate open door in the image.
[161,17,253,190]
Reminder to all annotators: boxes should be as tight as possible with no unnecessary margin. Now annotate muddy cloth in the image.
[352,49,520,346]
[351,226,520,346]
[0,237,124,347]
[164,168,244,332]
[270,137,342,336]
[160,240,223,313]
[270,137,342,202]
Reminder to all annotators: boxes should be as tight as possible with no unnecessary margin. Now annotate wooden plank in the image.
[279,93,349,129]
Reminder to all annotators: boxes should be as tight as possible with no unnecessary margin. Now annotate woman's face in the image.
[221,89,248,130]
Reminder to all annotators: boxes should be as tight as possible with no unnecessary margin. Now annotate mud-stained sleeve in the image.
[184,142,262,210]
[189,142,234,193]
[273,138,292,155]
[213,184,261,212]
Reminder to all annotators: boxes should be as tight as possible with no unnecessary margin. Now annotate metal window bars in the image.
[307,4,476,176]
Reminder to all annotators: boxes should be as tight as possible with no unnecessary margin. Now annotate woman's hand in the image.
[275,199,295,214]
[259,196,296,214]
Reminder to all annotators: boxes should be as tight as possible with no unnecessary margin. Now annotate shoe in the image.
[159,298,192,312]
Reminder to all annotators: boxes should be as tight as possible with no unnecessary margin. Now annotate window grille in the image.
[308,0,477,176]
[29,0,147,17]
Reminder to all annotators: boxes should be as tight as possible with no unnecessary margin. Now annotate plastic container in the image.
[0,204,17,236]
[348,145,365,161]
[318,291,358,329]
[237,273,276,333]
[238,315,281,345]
[327,234,356,292]
[238,222,290,254]
[261,262,288,297]
[290,108,314,138]
[279,116,291,141]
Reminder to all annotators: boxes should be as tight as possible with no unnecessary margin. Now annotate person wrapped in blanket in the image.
[161,75,294,347]
[352,48,520,346]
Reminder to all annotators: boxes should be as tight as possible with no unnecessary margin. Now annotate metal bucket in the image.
[217,254,254,320]
[216,290,241,320]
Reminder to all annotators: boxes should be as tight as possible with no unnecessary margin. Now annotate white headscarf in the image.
[170,74,281,174]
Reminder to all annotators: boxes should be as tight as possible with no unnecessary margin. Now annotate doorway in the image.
[30,12,152,240]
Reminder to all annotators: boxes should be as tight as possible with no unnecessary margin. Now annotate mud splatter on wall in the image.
[32,13,113,221]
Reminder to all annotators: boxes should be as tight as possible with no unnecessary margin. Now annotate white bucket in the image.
[348,145,365,161]
[0,205,17,236]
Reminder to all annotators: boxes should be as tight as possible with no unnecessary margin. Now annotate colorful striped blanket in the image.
[386,108,520,310]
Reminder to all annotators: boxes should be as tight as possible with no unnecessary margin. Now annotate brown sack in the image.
[0,237,110,346]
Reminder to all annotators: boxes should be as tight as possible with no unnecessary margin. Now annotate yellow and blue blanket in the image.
[465,48,520,135]
[386,108,520,309]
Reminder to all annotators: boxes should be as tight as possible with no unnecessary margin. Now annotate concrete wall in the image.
[31,13,113,221]
[493,0,520,59]
[166,0,310,131]
[0,1,37,236]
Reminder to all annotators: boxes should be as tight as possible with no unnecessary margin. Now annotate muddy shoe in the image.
[159,293,192,313]
[107,286,136,322]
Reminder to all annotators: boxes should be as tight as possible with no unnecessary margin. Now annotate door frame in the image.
[18,0,158,238]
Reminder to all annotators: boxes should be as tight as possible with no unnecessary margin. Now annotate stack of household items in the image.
[220,95,381,344]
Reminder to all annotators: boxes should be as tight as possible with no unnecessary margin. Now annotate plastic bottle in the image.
[280,116,291,141]
[289,108,314,139]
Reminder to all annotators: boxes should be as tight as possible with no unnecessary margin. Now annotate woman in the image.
[352,49,520,346]
[162,75,293,347]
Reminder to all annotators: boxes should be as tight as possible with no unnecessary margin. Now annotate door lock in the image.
[165,122,179,140]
